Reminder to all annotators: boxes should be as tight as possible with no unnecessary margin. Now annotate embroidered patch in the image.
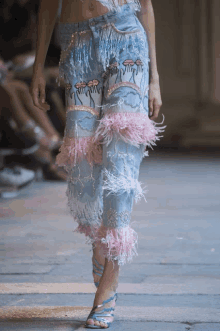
[67,105,99,117]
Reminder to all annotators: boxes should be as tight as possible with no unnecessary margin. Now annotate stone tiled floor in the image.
[0,150,220,330]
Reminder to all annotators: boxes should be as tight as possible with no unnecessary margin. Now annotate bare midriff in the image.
[59,0,128,23]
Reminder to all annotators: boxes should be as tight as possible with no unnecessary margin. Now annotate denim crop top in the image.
[70,0,141,13]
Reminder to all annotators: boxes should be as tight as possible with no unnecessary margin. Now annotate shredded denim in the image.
[55,3,167,265]
[57,14,147,86]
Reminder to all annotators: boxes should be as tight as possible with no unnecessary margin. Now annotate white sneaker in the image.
[0,166,35,198]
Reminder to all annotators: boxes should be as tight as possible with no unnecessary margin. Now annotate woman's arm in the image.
[136,0,162,120]
[30,0,61,111]
[137,0,158,83]
[33,0,61,74]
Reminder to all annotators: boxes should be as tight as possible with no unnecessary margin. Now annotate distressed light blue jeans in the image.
[56,4,166,265]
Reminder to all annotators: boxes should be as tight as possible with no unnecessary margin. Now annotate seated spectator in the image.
[0,0,67,184]
[1,60,67,180]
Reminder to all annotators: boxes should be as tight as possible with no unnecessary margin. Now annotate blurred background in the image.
[154,0,220,150]
[0,0,219,196]
[0,0,66,197]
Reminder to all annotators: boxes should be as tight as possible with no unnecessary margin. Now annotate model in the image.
[30,0,166,328]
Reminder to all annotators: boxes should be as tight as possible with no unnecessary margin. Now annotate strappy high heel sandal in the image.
[12,118,62,151]
[85,292,118,329]
[93,256,104,288]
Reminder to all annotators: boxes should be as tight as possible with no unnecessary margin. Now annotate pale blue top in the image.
[57,0,141,17]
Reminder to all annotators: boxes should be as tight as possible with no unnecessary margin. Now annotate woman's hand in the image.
[29,69,50,112]
[148,79,162,121]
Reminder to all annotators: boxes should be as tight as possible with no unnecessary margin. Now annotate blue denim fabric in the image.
[56,4,165,265]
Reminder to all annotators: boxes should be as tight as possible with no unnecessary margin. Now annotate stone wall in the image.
[150,0,220,148]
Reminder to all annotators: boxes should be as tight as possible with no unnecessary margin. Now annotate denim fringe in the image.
[57,28,94,86]
[56,21,147,86]
[66,180,103,230]
[102,167,148,204]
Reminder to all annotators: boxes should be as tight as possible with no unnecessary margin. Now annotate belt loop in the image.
[104,11,110,25]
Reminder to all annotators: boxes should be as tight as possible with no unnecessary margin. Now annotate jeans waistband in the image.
[58,3,136,34]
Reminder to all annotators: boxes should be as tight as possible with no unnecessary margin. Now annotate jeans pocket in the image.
[110,21,141,35]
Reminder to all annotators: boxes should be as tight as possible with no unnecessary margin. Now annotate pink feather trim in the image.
[93,224,138,265]
[55,136,102,168]
[93,112,166,148]
[73,224,99,239]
